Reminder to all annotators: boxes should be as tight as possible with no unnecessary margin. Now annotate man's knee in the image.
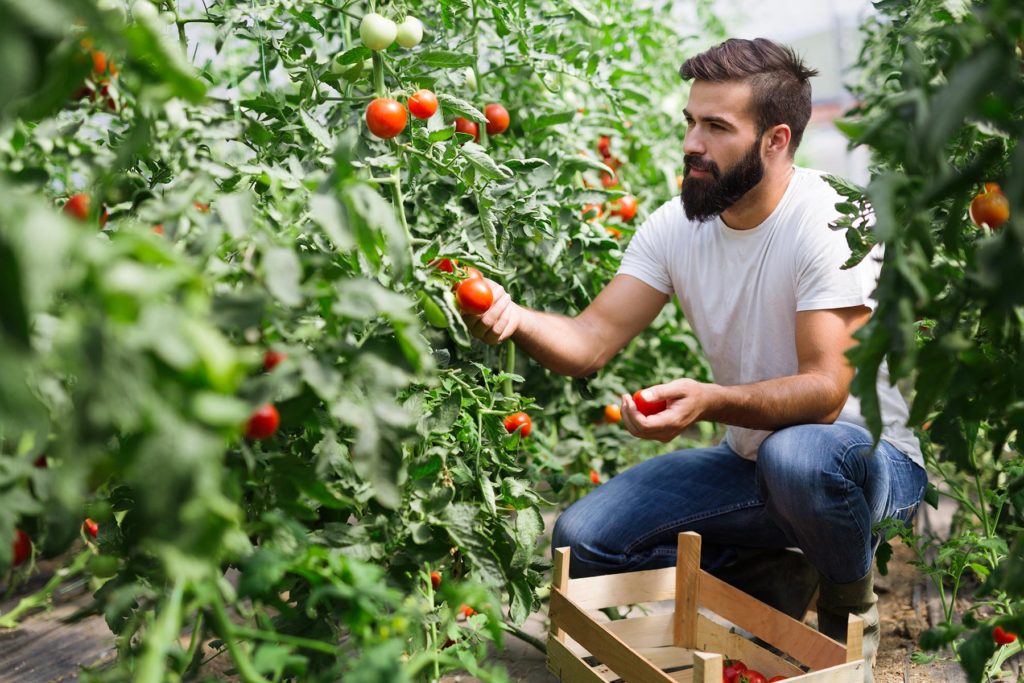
[756,424,825,492]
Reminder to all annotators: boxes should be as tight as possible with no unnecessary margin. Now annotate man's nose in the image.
[683,127,705,157]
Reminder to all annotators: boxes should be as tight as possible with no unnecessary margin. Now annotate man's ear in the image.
[764,124,792,158]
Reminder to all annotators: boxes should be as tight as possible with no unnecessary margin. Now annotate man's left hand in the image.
[620,378,715,442]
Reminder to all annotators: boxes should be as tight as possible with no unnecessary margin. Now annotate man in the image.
[463,38,927,680]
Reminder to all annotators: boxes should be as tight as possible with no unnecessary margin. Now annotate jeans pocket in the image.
[892,500,920,526]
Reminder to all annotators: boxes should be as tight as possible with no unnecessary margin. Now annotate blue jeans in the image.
[551,421,928,584]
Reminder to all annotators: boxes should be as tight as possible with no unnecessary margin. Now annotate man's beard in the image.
[680,138,765,222]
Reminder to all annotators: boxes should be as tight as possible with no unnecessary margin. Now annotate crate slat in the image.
[673,532,700,648]
[550,588,677,683]
[566,567,677,610]
[694,613,805,678]
[548,635,614,683]
[606,613,674,649]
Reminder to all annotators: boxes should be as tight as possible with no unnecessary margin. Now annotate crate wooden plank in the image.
[673,532,700,649]
[692,651,722,683]
[549,588,676,683]
[548,635,612,683]
[553,547,572,643]
[844,615,863,663]
[633,646,692,669]
[566,567,676,610]
[788,660,864,682]
[694,613,804,678]
[697,569,847,670]
[606,613,674,649]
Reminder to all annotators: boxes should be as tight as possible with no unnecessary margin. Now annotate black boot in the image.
[816,570,879,683]
[709,547,819,620]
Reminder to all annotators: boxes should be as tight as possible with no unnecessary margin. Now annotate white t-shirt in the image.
[618,166,923,467]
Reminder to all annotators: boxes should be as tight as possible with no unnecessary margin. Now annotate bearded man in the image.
[461,37,927,681]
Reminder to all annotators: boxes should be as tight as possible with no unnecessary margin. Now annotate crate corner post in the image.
[672,531,701,649]
[693,651,724,683]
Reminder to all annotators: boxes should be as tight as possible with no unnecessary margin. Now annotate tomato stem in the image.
[0,549,90,628]
[206,590,272,683]
[135,576,186,683]
[503,343,515,396]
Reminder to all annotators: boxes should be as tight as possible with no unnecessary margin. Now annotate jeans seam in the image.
[833,439,872,566]
[623,498,763,554]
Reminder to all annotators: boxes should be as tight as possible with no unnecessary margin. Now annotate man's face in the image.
[680,80,766,222]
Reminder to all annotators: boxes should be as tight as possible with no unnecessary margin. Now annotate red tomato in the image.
[454,117,479,142]
[484,103,510,135]
[245,404,280,440]
[633,389,667,416]
[430,571,441,589]
[366,98,408,139]
[994,625,1018,645]
[603,404,622,423]
[460,604,475,618]
[432,258,455,273]
[582,203,603,222]
[12,529,31,566]
[589,469,601,485]
[723,659,747,683]
[63,193,91,221]
[610,195,638,222]
[738,671,766,683]
[606,226,622,239]
[767,677,788,682]
[194,202,210,212]
[84,518,99,538]
[152,224,164,235]
[263,350,287,372]
[503,412,532,437]
[597,135,611,156]
[407,89,438,119]
[970,183,1009,229]
[455,277,492,315]
[600,171,619,188]
[461,265,483,280]
[91,51,107,75]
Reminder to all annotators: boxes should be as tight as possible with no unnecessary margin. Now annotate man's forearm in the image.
[511,309,605,378]
[703,373,847,430]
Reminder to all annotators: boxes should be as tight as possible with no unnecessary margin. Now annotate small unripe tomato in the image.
[407,89,438,120]
[484,103,510,135]
[365,98,408,139]
[12,529,31,566]
[970,183,1009,230]
[64,193,91,221]
[632,390,667,416]
[245,404,280,440]
[610,195,638,222]
[359,13,397,50]
[395,16,424,48]
[455,277,492,315]
[84,518,99,538]
[503,411,532,437]
[454,117,479,143]
[603,404,622,423]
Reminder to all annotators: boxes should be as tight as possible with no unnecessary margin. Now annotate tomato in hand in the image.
[245,404,280,440]
[359,13,397,50]
[84,518,99,538]
[484,103,510,135]
[610,195,638,222]
[633,389,667,416]
[455,277,492,315]
[503,412,532,437]
[12,529,31,566]
[994,625,1018,645]
[365,98,407,139]
[454,117,479,142]
[603,404,622,423]
[63,193,91,221]
[970,182,1010,229]
[407,89,438,119]
[263,350,287,372]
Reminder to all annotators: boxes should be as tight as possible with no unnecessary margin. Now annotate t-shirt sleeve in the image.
[616,200,675,295]
[794,209,881,312]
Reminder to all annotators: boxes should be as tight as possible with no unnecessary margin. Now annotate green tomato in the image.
[360,13,397,51]
[396,16,424,48]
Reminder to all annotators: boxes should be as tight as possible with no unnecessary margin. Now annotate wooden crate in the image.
[547,532,865,683]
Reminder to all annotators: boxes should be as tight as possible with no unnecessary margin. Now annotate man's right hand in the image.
[463,279,522,345]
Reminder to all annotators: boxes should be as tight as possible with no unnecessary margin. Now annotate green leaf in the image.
[524,110,576,131]
[459,143,513,180]
[419,50,476,69]
[309,193,354,249]
[436,93,486,123]
[300,109,334,149]
[263,248,303,307]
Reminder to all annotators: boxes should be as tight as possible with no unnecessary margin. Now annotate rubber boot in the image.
[709,547,819,620]
[816,570,879,683]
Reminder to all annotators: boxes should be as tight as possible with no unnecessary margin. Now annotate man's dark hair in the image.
[679,38,818,154]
